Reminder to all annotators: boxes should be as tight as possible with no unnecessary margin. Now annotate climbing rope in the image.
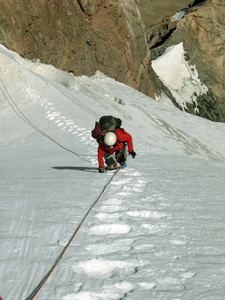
[0,78,122,298]
[0,78,91,163]
[105,152,123,172]
[25,168,120,300]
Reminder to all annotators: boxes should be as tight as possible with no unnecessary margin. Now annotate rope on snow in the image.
[0,77,122,298]
[0,78,91,163]
[25,168,120,300]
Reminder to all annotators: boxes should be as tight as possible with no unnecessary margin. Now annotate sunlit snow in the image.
[1,43,225,300]
[152,42,208,111]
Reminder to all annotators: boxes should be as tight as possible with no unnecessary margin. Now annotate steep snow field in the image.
[0,44,225,300]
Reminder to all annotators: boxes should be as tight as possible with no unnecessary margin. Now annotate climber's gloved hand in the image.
[99,166,105,173]
[129,151,137,159]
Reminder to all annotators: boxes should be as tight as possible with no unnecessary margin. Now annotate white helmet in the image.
[104,132,117,146]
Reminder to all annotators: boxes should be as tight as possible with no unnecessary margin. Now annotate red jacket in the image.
[98,129,133,168]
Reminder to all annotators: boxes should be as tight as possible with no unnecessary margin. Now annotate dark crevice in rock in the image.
[149,28,176,50]
[76,0,84,13]
[191,0,207,8]
[148,0,208,54]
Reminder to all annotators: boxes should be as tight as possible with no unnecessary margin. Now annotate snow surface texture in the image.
[0,43,225,300]
[152,42,208,111]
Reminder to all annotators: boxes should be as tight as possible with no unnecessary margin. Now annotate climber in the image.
[97,129,136,173]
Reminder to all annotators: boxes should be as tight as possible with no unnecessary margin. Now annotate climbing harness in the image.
[105,152,123,171]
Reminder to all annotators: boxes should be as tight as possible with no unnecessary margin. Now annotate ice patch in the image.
[86,240,133,255]
[74,258,135,276]
[63,292,96,300]
[154,252,165,257]
[170,239,187,245]
[138,282,156,290]
[94,212,121,221]
[127,210,165,219]
[111,281,134,291]
[156,276,185,291]
[63,281,135,300]
[117,191,132,196]
[134,244,155,250]
[129,171,141,176]
[134,180,147,188]
[180,271,196,278]
[158,277,180,284]
[88,224,131,235]
[102,198,123,205]
[111,178,132,185]
[99,205,122,212]
[132,187,143,193]
[142,224,161,233]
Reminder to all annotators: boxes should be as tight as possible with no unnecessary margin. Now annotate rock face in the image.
[148,0,225,122]
[147,15,178,51]
[0,0,160,98]
[138,0,194,27]
[1,0,225,122]
[171,0,225,99]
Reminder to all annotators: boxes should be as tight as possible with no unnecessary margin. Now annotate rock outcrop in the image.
[148,0,225,122]
[0,0,160,98]
[138,0,194,27]
[1,0,225,122]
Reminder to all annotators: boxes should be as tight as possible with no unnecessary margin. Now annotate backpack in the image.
[91,121,102,140]
[99,115,122,132]
[91,116,122,141]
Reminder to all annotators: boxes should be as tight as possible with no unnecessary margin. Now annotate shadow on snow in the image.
[53,166,98,172]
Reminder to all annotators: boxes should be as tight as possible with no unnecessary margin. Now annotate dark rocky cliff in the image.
[0,0,162,98]
[147,0,225,122]
[139,0,195,27]
[0,0,225,122]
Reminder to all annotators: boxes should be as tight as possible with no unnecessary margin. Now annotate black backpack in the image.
[99,115,122,132]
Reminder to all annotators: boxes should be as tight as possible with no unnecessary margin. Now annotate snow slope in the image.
[1,44,225,300]
[152,42,208,111]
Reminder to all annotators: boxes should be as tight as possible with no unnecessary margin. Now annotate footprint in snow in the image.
[74,258,135,276]
[170,239,187,245]
[88,224,131,235]
[138,282,156,290]
[99,204,123,212]
[111,178,132,185]
[127,210,166,219]
[86,239,133,255]
[94,212,121,221]
[180,271,196,278]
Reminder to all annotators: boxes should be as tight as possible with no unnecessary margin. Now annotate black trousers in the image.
[104,143,128,166]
